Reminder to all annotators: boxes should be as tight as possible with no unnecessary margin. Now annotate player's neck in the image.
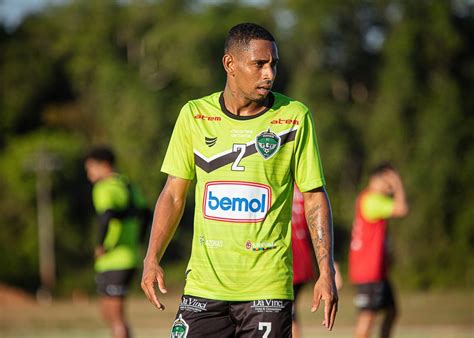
[222,86,270,117]
[96,170,116,182]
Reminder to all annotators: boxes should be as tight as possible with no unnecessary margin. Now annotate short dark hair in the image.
[224,23,275,53]
[85,146,115,166]
[370,162,394,177]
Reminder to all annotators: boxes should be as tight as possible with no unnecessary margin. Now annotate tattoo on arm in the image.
[306,204,330,265]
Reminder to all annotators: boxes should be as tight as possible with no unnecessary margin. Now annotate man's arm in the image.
[303,186,338,330]
[141,175,190,310]
[385,170,409,217]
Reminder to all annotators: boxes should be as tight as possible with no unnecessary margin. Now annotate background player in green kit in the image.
[85,147,151,338]
[141,23,338,337]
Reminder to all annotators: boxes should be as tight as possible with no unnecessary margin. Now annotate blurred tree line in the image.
[0,0,472,294]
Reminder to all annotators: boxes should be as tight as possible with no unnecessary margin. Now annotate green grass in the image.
[0,286,472,338]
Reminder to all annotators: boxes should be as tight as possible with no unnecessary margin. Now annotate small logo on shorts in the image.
[251,299,286,313]
[179,296,208,313]
[170,314,189,338]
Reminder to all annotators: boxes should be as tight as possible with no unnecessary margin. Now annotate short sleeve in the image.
[361,193,394,221]
[292,110,326,192]
[161,103,195,180]
[92,180,128,213]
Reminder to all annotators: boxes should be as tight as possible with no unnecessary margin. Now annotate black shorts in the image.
[170,295,292,338]
[95,268,136,297]
[353,280,396,311]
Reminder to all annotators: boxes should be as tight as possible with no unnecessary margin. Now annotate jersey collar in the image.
[219,92,275,120]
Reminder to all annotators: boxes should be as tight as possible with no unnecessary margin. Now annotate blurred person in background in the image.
[349,163,409,338]
[85,147,151,338]
[292,184,343,338]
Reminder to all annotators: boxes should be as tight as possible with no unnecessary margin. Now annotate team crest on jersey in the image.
[170,314,189,338]
[255,128,281,159]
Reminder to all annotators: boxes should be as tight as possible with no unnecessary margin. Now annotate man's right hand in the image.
[383,168,409,217]
[141,259,168,310]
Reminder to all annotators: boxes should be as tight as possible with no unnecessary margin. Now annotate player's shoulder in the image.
[177,92,221,120]
[361,191,392,207]
[272,92,311,115]
[186,91,221,109]
[94,174,127,193]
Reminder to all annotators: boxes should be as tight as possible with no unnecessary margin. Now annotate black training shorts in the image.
[95,268,136,297]
[353,280,396,311]
[170,295,292,338]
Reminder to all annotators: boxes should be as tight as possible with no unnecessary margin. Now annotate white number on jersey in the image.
[258,322,272,338]
[231,144,246,171]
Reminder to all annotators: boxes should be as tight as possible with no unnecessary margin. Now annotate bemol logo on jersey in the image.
[203,181,271,223]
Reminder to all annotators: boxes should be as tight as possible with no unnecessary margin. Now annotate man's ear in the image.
[222,53,235,75]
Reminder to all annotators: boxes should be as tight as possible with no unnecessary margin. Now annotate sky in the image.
[0,0,66,30]
[0,0,270,31]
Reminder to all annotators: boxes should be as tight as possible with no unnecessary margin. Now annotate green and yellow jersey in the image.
[92,174,142,272]
[162,91,325,301]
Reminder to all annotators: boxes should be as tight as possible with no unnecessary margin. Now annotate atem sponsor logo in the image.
[203,181,271,223]
[270,118,300,125]
[194,114,222,121]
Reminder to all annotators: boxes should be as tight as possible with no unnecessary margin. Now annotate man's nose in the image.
[262,63,276,81]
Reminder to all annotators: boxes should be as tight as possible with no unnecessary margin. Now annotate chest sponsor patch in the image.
[203,181,271,223]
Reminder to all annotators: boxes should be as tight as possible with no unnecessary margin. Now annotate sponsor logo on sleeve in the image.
[203,181,271,223]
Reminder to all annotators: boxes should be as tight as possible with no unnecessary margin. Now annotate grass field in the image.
[0,285,472,338]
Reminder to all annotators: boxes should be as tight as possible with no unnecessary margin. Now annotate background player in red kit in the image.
[349,164,409,338]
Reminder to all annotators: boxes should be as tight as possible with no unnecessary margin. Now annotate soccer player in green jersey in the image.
[85,147,151,338]
[141,23,338,337]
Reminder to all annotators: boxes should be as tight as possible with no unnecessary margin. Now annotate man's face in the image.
[84,159,108,183]
[231,39,279,102]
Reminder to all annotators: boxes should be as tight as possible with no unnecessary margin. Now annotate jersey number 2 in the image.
[231,144,246,171]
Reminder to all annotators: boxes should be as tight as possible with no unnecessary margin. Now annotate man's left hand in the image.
[311,273,338,330]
